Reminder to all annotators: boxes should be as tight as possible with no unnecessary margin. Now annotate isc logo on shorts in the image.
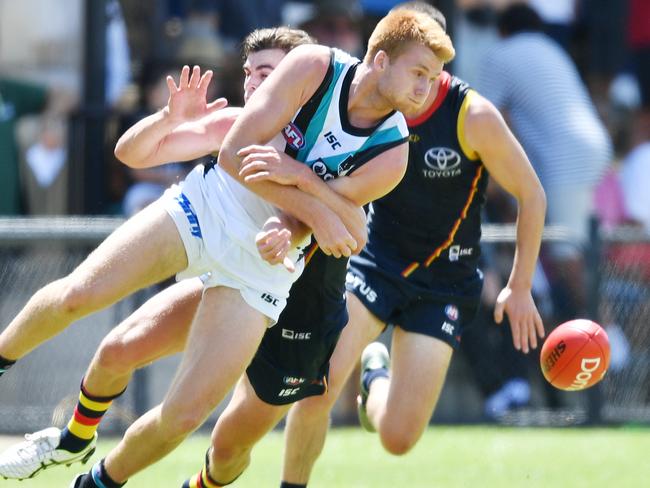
[281,329,312,340]
[278,388,300,397]
[261,293,279,307]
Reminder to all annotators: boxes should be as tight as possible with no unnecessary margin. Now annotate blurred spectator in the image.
[106,0,132,107]
[162,0,285,51]
[453,0,513,86]
[0,78,75,215]
[20,116,69,215]
[628,0,650,144]
[476,3,612,322]
[528,0,576,50]
[461,261,533,420]
[620,143,650,233]
[576,0,628,137]
[216,0,286,46]
[284,0,364,57]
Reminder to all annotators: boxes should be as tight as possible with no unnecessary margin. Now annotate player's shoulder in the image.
[282,44,332,74]
[463,90,502,126]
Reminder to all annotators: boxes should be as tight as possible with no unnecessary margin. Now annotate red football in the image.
[540,319,610,391]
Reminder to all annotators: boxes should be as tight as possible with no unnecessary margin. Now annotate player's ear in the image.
[374,50,389,71]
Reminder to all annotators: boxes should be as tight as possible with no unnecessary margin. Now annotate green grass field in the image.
[3,426,649,487]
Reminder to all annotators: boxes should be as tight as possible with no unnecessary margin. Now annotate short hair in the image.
[365,8,455,64]
[497,3,544,37]
[241,27,317,61]
[390,1,447,32]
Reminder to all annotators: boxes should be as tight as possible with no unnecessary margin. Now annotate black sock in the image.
[0,354,16,377]
[362,367,389,393]
[280,483,307,488]
[78,459,126,488]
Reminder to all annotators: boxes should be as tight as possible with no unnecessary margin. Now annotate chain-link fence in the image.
[0,217,648,435]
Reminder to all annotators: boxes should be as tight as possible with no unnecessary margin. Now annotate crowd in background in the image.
[0,0,648,420]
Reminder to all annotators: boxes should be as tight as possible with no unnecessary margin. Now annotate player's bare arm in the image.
[464,93,547,353]
[240,141,409,253]
[115,65,229,168]
[238,145,368,249]
[219,46,358,258]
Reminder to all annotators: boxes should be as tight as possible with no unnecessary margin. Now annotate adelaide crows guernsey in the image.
[365,72,488,297]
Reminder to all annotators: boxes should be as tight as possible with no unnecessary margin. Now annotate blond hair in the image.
[365,9,455,64]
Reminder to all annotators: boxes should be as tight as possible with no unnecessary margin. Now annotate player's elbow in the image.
[528,182,547,216]
[114,141,146,169]
[217,144,242,180]
[113,141,134,167]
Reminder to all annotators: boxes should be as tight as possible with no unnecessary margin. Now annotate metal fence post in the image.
[585,216,604,424]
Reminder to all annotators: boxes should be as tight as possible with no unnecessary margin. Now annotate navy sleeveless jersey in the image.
[365,72,488,296]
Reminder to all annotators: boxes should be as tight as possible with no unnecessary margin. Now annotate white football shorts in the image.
[161,164,307,323]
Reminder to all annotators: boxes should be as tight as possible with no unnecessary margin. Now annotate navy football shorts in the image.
[246,303,347,405]
[346,254,480,349]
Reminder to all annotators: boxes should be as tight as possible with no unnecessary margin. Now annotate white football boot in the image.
[357,342,390,433]
[0,427,96,479]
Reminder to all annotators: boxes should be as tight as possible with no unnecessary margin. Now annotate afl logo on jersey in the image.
[283,122,305,150]
[423,147,461,178]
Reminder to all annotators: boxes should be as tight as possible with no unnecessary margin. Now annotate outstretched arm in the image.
[464,92,547,353]
[115,65,230,168]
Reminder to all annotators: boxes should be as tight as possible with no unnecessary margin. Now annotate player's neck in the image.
[346,64,393,128]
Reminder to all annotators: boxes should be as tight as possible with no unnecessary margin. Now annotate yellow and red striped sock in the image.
[59,381,124,452]
[185,464,224,488]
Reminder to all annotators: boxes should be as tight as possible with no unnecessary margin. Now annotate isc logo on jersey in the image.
[423,147,461,178]
[283,122,305,149]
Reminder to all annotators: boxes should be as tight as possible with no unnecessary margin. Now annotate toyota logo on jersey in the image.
[283,122,305,149]
[423,147,462,178]
[424,147,461,170]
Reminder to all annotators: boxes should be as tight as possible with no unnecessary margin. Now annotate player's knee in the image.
[295,393,335,419]
[211,442,250,468]
[94,335,136,376]
[378,423,420,456]
[57,277,98,318]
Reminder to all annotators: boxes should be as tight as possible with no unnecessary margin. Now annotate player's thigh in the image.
[102,278,203,368]
[211,375,290,451]
[162,287,269,419]
[70,201,188,306]
[385,328,453,430]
